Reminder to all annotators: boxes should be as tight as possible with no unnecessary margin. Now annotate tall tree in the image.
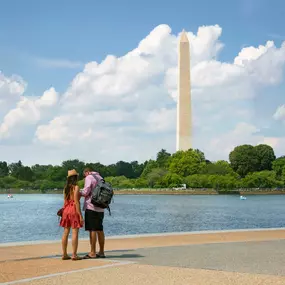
[8,161,34,181]
[105,164,117,177]
[254,144,276,171]
[141,160,159,177]
[0,161,9,177]
[18,166,34,182]
[61,159,85,177]
[156,149,171,168]
[229,145,259,177]
[169,149,206,177]
[31,164,51,180]
[46,166,66,181]
[115,161,134,178]
[130,161,145,178]
[272,156,285,177]
[8,161,23,178]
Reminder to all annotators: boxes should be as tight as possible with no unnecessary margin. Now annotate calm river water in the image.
[1,194,285,243]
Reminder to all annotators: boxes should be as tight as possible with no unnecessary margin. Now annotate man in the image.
[80,168,105,259]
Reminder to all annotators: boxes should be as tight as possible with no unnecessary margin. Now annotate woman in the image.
[60,169,83,260]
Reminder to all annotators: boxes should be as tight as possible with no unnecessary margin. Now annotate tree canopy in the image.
[0,144,284,191]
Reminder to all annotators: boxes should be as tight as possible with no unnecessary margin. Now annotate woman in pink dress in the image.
[60,169,83,260]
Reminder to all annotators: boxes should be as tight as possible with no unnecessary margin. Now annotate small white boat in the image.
[240,195,246,200]
[7,194,13,198]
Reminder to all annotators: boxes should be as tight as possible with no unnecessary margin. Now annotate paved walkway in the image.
[1,229,285,284]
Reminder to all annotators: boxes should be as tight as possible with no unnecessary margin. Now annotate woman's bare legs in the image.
[62,227,71,259]
[72,228,81,260]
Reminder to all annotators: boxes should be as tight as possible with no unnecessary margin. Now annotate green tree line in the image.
[0,144,285,192]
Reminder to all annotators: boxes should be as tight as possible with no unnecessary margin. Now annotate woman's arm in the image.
[74,186,83,221]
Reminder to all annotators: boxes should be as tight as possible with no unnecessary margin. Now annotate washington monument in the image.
[176,30,192,151]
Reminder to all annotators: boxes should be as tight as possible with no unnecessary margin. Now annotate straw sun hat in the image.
[67,169,79,178]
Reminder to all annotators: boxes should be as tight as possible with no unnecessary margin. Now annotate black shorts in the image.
[85,209,104,231]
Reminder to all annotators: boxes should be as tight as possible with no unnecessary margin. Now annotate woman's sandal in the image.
[83,254,96,259]
[72,255,82,261]
[62,255,71,260]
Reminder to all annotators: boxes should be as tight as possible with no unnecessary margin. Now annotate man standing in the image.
[80,168,105,259]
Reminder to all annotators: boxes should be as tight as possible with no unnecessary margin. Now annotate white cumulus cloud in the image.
[0,23,284,164]
[0,88,59,140]
[273,105,285,121]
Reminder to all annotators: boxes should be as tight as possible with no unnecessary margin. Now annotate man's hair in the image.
[84,168,92,173]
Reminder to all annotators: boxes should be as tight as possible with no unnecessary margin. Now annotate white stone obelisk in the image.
[176,30,192,151]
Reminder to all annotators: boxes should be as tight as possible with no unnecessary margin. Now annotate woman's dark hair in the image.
[64,175,78,200]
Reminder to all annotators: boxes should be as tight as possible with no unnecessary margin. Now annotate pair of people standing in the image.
[59,168,106,260]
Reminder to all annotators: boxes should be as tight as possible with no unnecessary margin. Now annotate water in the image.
[1,194,285,244]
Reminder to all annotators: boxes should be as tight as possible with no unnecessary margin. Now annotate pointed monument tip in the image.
[180,29,189,42]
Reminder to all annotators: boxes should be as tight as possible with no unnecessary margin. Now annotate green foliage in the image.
[200,160,236,176]
[185,174,210,188]
[272,156,285,177]
[62,159,85,177]
[115,161,136,178]
[160,173,183,188]
[255,144,276,171]
[0,161,9,177]
[169,149,206,177]
[105,176,135,188]
[78,179,84,188]
[133,177,148,188]
[208,174,239,189]
[229,144,277,177]
[146,168,168,188]
[141,160,159,177]
[229,145,259,177]
[0,143,283,191]
[185,174,238,189]
[31,165,51,180]
[156,149,171,168]
[282,166,285,183]
[241,171,283,188]
[46,166,66,182]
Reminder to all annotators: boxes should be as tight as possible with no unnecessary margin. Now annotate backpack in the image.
[90,174,114,215]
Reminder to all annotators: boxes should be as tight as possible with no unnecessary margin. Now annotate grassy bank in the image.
[114,189,218,195]
[115,188,285,195]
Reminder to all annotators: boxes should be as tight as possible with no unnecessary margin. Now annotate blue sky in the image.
[0,0,284,165]
[1,0,284,95]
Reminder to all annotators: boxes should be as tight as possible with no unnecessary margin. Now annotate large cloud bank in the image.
[0,24,285,165]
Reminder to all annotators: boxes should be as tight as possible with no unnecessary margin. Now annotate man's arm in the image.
[80,176,93,197]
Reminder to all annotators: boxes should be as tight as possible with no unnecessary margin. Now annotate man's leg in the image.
[96,212,105,257]
[84,209,97,258]
[89,231,97,257]
[97,231,105,256]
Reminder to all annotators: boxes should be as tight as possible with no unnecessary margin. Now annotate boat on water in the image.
[7,194,13,198]
[240,195,246,200]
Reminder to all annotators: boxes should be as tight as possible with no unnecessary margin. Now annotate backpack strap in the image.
[107,205,111,216]
[91,173,111,216]
[92,173,98,182]
[91,173,104,183]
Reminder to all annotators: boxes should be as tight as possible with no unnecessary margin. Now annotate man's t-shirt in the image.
[80,172,104,213]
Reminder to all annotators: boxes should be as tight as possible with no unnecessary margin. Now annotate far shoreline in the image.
[1,188,285,195]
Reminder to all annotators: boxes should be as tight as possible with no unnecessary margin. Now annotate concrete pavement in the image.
[1,229,285,284]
